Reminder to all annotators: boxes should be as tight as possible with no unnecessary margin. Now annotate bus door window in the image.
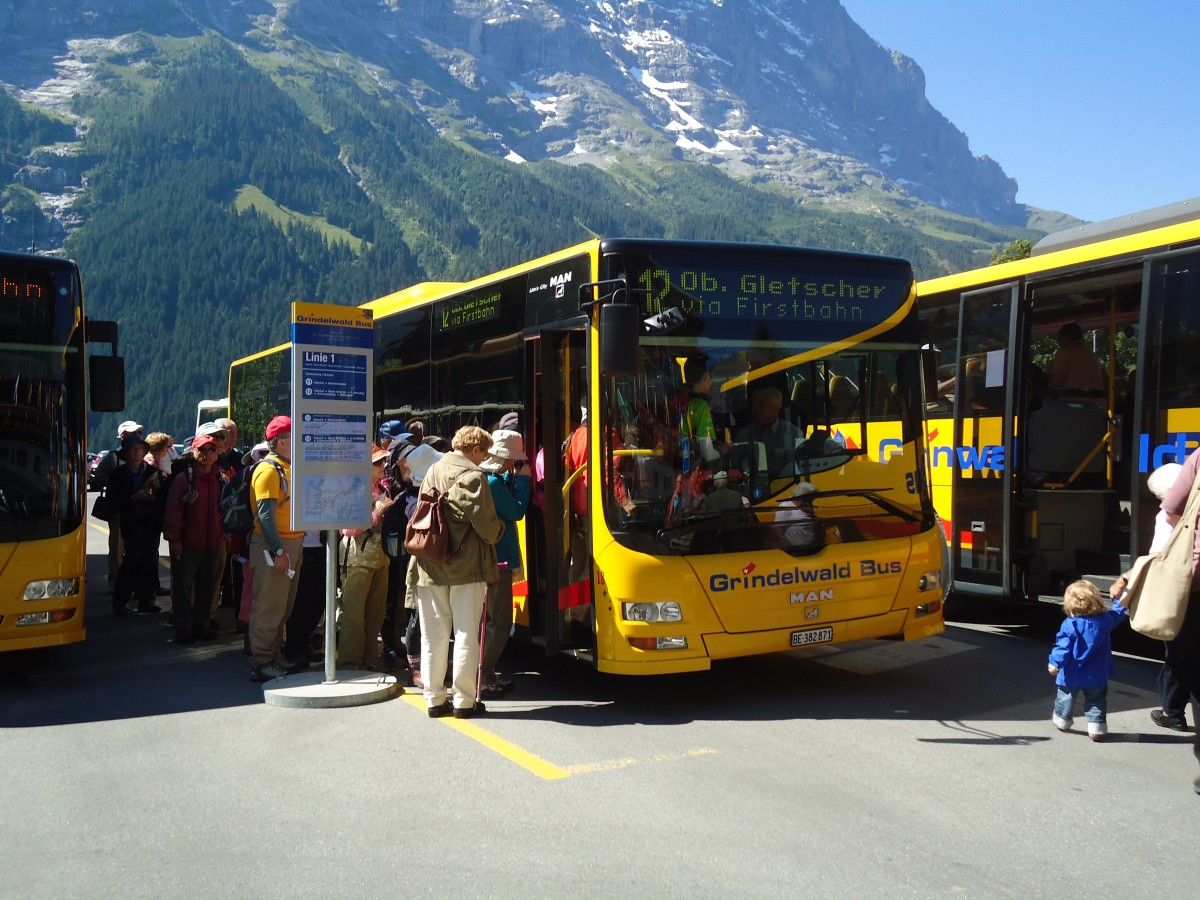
[1138,250,1200,551]
[559,342,595,647]
[951,286,1016,587]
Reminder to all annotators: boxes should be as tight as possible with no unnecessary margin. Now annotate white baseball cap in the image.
[406,444,443,485]
[117,420,144,437]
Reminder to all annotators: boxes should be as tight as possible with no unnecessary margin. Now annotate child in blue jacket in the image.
[1048,579,1128,741]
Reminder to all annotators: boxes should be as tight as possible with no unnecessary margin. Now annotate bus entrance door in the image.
[950,284,1018,598]
[528,327,594,660]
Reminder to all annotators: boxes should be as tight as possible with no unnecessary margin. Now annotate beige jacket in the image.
[406,451,503,587]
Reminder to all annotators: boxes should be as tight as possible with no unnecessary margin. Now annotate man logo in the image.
[789,589,834,604]
[805,606,820,620]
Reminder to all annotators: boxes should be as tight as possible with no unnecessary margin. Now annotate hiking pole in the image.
[475,583,489,703]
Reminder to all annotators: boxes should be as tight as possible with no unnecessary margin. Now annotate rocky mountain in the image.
[2,0,1027,254]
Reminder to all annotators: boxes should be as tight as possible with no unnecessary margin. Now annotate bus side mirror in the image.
[90,355,126,412]
[600,303,639,375]
[921,345,940,403]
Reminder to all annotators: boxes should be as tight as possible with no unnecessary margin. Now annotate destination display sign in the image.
[614,248,914,343]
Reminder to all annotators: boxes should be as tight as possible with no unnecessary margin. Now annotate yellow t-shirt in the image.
[250,454,303,540]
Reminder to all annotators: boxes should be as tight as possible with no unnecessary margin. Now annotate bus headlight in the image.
[622,601,683,623]
[24,578,80,601]
[628,635,689,651]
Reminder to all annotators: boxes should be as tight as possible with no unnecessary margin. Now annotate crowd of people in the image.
[91,414,530,718]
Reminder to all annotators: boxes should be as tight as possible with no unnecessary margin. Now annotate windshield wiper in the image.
[656,508,758,542]
[0,490,33,520]
[814,487,922,524]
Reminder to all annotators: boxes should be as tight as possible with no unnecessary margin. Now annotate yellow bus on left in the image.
[0,250,124,651]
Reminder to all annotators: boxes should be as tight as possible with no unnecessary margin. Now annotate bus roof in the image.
[920,198,1200,297]
[1032,195,1200,256]
[229,342,288,368]
[366,239,602,317]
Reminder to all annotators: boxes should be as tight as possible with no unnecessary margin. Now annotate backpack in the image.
[159,459,197,516]
[404,470,470,563]
[380,482,409,559]
[220,458,287,535]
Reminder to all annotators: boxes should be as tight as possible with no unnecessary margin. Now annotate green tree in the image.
[990,239,1032,265]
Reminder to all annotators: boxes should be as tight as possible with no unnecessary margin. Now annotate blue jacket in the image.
[1048,607,1127,689]
[487,472,531,568]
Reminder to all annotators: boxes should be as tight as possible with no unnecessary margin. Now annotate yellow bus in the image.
[918,196,1200,604]
[0,250,124,651]
[231,238,945,673]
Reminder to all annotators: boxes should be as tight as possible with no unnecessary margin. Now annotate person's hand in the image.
[621,499,637,515]
[169,541,183,560]
[272,552,289,573]
[1047,664,1059,676]
[1109,575,1127,601]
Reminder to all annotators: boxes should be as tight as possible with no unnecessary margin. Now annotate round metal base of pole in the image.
[262,669,403,708]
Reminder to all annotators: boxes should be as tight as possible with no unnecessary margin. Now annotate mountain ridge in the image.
[0,0,1049,238]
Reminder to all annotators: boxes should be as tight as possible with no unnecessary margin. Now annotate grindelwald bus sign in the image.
[289,301,374,533]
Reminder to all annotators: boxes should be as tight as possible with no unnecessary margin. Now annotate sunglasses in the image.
[196,447,218,455]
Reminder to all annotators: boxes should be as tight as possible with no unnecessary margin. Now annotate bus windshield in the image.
[0,255,85,539]
[595,244,930,557]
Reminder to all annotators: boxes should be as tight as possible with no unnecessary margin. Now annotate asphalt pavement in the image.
[1,509,1197,898]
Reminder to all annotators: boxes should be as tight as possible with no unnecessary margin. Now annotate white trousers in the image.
[416,581,485,709]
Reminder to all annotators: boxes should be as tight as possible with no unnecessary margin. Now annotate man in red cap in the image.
[247,416,303,681]
[162,434,226,643]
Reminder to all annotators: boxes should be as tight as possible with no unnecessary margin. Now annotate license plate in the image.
[790,626,833,647]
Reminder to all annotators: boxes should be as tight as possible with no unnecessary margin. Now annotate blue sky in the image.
[839,1,1200,222]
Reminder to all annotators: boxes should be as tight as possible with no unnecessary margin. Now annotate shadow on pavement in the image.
[0,553,262,727]
[2,565,1173,737]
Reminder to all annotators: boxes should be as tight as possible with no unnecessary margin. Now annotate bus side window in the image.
[828,374,858,420]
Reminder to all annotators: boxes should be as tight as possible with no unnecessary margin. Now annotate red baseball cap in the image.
[192,434,218,452]
[264,415,291,440]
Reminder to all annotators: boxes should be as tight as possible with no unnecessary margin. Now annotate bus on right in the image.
[918,197,1200,604]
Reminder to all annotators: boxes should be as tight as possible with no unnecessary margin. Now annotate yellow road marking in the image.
[400,692,571,780]
[564,747,717,775]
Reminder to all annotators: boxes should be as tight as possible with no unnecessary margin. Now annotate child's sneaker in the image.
[1051,713,1072,732]
[1087,721,1108,742]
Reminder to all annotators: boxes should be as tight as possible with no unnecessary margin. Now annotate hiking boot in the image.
[249,662,289,682]
[454,701,486,720]
[1151,709,1188,731]
[479,680,507,700]
[491,673,514,691]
